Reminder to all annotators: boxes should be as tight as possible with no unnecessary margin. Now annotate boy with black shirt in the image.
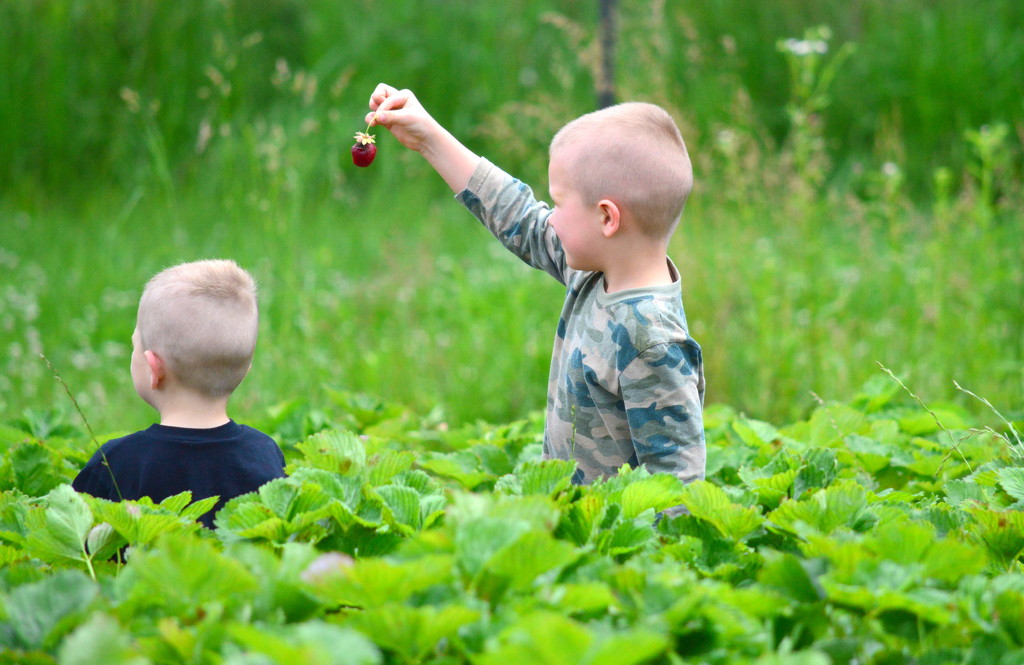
[73,259,285,529]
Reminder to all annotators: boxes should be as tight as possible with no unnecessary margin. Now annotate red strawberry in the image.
[351,131,377,167]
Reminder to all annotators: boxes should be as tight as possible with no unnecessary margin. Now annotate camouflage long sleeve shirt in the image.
[457,158,706,486]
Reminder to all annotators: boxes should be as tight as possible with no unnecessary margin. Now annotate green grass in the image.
[0,0,1021,434]
[2,135,1020,435]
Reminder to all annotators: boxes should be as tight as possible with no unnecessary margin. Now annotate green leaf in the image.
[997,467,1024,502]
[344,603,478,663]
[373,482,445,535]
[967,507,1024,569]
[57,613,147,665]
[472,443,516,476]
[215,494,284,539]
[475,611,591,665]
[738,467,797,509]
[500,459,576,496]
[845,434,894,473]
[178,495,220,523]
[944,479,987,507]
[88,497,199,547]
[864,518,935,566]
[767,480,872,537]
[822,581,955,626]
[793,448,837,497]
[294,429,366,475]
[587,628,669,665]
[305,554,453,607]
[922,536,988,583]
[0,542,27,566]
[808,405,866,446]
[455,515,531,579]
[557,494,606,546]
[220,542,323,623]
[757,550,824,603]
[619,474,684,518]
[117,532,258,615]
[227,620,381,665]
[898,405,969,435]
[8,443,65,497]
[0,422,33,445]
[476,529,578,599]
[732,417,782,448]
[257,476,332,522]
[678,481,764,541]
[542,582,619,616]
[84,522,124,562]
[853,374,901,412]
[156,491,194,514]
[752,651,831,665]
[23,485,94,566]
[366,450,415,486]
[595,517,655,557]
[3,570,97,650]
[418,451,496,489]
[374,485,422,534]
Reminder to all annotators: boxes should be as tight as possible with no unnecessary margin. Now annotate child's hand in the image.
[366,82,480,193]
[366,83,437,154]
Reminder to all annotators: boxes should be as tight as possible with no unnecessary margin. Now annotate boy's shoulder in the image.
[92,427,154,458]
[596,284,689,345]
[234,423,279,447]
[96,422,275,453]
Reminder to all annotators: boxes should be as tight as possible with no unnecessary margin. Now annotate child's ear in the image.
[144,350,166,390]
[598,199,621,238]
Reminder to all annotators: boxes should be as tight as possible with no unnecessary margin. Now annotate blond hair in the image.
[550,102,693,239]
[136,259,258,397]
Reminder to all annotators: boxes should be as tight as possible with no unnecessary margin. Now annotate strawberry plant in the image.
[0,383,1022,664]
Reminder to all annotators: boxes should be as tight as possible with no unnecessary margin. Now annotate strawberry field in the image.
[2,380,1023,664]
[2,1,1023,662]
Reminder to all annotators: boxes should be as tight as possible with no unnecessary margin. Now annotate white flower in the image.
[782,39,828,56]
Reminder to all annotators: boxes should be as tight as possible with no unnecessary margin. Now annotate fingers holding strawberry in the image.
[360,82,479,192]
[364,83,437,154]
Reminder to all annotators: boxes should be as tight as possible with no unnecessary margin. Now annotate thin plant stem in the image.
[876,362,972,475]
[40,353,124,501]
[954,380,1023,459]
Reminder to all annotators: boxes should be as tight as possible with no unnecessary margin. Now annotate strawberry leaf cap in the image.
[354,131,376,145]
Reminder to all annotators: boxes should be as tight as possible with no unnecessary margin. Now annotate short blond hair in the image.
[550,102,693,239]
[136,259,258,397]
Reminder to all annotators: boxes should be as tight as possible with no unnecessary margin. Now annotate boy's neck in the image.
[601,250,675,293]
[153,391,232,429]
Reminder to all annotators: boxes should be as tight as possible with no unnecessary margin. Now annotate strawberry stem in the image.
[365,111,379,135]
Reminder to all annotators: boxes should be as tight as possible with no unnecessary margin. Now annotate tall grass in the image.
[0,0,1021,434]
[3,0,1022,194]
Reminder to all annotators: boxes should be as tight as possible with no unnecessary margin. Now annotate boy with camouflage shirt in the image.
[366,84,705,487]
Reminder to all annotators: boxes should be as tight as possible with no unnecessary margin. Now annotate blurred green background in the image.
[1,0,1021,435]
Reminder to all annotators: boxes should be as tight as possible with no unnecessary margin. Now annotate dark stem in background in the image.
[598,0,617,108]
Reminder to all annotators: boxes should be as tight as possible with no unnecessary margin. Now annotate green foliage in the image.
[1,389,1021,662]
[57,613,149,665]
[0,3,1022,658]
[1,570,97,651]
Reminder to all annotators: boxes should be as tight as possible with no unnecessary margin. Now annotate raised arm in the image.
[366,83,480,193]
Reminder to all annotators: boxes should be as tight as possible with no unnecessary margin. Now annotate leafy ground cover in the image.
[1,380,1022,664]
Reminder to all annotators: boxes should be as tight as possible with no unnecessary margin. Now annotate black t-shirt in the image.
[72,420,286,529]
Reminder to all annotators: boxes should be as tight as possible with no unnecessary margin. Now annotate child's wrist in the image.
[417,119,448,155]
